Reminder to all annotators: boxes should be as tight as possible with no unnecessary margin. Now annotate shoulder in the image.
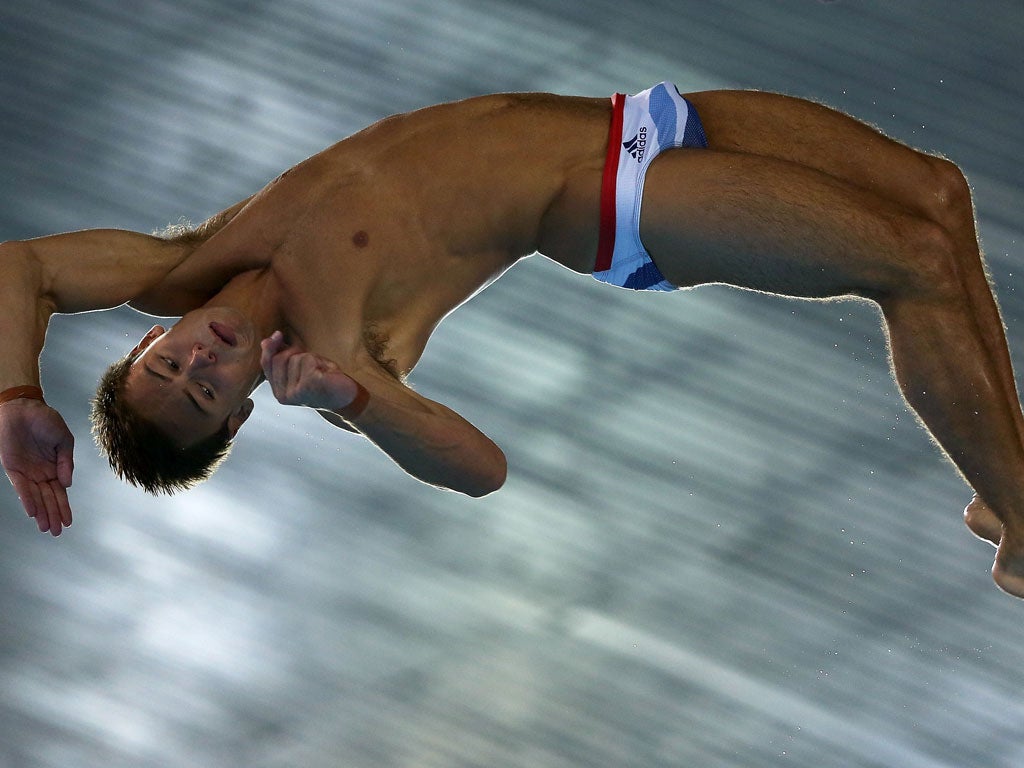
[362,91,596,138]
[128,194,261,316]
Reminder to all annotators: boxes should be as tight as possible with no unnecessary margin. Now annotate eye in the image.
[162,357,180,371]
[200,384,214,399]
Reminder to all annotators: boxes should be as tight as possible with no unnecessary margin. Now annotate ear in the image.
[129,325,167,358]
[226,397,255,438]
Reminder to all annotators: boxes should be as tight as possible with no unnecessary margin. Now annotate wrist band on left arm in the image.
[0,385,45,405]
[337,381,370,420]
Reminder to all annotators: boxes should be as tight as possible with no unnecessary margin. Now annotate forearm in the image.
[334,393,507,497]
[0,245,50,390]
[261,335,507,497]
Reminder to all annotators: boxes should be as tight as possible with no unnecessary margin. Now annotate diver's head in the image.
[91,307,261,493]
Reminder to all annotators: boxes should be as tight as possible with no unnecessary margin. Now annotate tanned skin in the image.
[1,87,1022,598]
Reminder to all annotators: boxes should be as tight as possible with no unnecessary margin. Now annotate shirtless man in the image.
[1,82,1021,596]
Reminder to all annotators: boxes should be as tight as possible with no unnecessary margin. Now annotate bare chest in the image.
[268,211,504,377]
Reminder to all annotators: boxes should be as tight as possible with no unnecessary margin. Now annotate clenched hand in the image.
[260,331,363,412]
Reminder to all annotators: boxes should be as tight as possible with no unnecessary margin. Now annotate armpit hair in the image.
[153,206,239,246]
[364,323,406,383]
[153,217,207,245]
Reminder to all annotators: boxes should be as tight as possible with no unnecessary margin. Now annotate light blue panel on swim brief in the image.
[623,260,675,291]
[648,83,679,147]
[682,98,709,149]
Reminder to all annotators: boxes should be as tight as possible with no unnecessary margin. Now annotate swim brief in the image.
[593,81,709,291]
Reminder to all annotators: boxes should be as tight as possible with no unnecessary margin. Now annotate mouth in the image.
[209,322,238,347]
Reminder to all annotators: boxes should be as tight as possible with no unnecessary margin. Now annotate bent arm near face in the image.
[261,335,507,497]
[330,371,508,498]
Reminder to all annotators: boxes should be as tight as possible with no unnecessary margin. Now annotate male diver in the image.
[1,83,1021,596]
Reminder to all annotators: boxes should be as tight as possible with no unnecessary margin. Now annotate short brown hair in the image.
[91,354,233,494]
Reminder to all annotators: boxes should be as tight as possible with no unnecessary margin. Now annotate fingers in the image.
[268,347,301,394]
[52,478,72,529]
[57,453,74,489]
[57,436,74,490]
[10,472,72,536]
[261,334,311,402]
[286,350,319,390]
[258,332,349,408]
[42,426,74,533]
[11,472,43,521]
[37,480,69,536]
[260,330,290,376]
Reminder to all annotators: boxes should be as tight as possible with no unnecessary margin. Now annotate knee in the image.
[921,156,976,232]
[881,214,962,303]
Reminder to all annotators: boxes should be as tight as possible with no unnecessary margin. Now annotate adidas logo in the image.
[623,125,648,162]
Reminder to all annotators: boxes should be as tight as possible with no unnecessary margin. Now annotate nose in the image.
[190,343,217,367]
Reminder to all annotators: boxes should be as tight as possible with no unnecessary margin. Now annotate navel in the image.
[352,230,370,248]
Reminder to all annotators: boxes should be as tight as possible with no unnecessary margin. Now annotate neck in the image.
[201,268,285,342]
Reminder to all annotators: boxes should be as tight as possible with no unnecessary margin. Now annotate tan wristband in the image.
[337,381,370,420]
[0,385,45,405]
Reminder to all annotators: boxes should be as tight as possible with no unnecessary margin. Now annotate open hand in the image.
[260,331,363,411]
[0,399,74,535]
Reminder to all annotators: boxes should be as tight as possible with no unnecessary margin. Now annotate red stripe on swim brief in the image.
[595,92,625,273]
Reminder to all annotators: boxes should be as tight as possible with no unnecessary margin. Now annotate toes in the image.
[964,497,1002,547]
[992,560,1024,598]
[993,527,1024,598]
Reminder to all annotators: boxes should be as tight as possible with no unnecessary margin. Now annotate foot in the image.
[963,496,1024,598]
[964,494,1002,547]
[993,527,1024,599]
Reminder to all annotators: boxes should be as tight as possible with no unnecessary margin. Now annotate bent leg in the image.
[879,278,1024,596]
[688,90,1024,571]
[639,141,1024,596]
[683,90,1024,503]
[684,89,1022,433]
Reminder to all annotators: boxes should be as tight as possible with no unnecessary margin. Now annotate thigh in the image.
[682,89,943,220]
[638,147,933,299]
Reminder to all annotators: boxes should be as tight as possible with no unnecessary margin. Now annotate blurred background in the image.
[1,1,1023,766]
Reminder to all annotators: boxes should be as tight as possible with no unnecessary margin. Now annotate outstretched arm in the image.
[260,332,507,497]
[0,229,194,531]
